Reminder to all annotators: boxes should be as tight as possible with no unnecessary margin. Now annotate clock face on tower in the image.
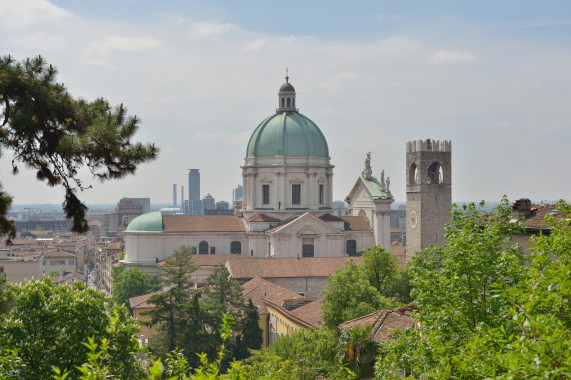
[409,210,418,229]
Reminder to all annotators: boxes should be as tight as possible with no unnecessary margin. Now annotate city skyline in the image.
[1,0,570,205]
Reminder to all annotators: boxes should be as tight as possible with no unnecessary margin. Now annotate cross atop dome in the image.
[277,70,297,112]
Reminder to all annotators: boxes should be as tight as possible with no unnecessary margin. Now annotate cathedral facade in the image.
[122,77,393,271]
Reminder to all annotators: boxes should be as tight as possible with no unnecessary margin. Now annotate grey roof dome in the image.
[279,81,295,93]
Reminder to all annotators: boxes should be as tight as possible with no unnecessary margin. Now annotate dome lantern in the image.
[277,69,297,113]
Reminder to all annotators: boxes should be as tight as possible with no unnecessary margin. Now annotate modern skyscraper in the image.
[202,193,215,211]
[172,184,177,207]
[232,184,243,204]
[188,169,200,201]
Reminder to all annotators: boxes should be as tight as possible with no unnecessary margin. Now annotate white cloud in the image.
[7,31,66,51]
[426,50,477,64]
[245,39,266,52]
[84,36,160,57]
[0,0,70,29]
[190,22,239,37]
[320,72,359,91]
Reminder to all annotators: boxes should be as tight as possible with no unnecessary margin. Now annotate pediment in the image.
[267,212,343,236]
[288,177,304,184]
[345,178,368,204]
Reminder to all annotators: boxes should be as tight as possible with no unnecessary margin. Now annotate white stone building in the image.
[122,76,393,270]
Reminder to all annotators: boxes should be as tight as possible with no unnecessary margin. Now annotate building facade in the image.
[122,77,393,270]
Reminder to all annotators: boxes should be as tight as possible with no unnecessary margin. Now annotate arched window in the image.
[427,162,442,184]
[409,163,418,184]
[199,241,209,255]
[302,238,314,257]
[281,98,284,107]
[346,240,357,255]
[230,241,241,254]
[293,98,295,108]
[287,97,291,107]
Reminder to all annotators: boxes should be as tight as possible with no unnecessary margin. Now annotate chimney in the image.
[512,198,531,219]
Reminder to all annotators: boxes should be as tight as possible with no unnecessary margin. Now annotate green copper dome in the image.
[125,212,163,233]
[246,111,329,158]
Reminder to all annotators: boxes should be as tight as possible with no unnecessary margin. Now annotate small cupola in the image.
[277,71,297,113]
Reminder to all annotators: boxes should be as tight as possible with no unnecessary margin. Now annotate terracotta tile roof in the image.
[338,216,372,231]
[129,292,160,309]
[263,298,313,328]
[157,253,252,267]
[289,298,324,329]
[242,277,304,315]
[247,214,281,222]
[42,250,76,258]
[319,213,344,222]
[339,309,414,342]
[264,216,299,233]
[521,204,567,230]
[228,256,362,280]
[162,215,246,232]
[105,241,124,250]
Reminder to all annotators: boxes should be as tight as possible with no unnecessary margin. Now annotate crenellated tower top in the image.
[406,139,451,153]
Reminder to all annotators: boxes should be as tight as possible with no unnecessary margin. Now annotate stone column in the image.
[273,172,279,209]
[327,172,334,207]
[248,173,256,210]
[374,208,391,250]
[242,172,247,208]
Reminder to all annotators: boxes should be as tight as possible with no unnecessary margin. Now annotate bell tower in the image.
[405,139,452,259]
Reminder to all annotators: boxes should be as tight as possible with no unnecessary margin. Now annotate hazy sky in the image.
[1,0,570,206]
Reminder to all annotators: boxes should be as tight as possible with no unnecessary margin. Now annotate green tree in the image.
[321,260,396,329]
[0,274,12,316]
[374,199,571,379]
[0,55,158,241]
[0,349,23,380]
[336,325,376,378]
[144,245,197,354]
[361,245,398,297]
[204,265,245,318]
[249,327,353,380]
[0,278,143,379]
[111,265,160,309]
[235,299,263,360]
[180,291,222,367]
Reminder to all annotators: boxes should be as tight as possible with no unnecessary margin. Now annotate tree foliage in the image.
[375,199,571,379]
[111,265,160,309]
[204,265,245,319]
[243,327,354,380]
[236,299,263,359]
[0,278,143,379]
[321,257,398,329]
[0,55,158,240]
[336,325,376,378]
[144,245,198,354]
